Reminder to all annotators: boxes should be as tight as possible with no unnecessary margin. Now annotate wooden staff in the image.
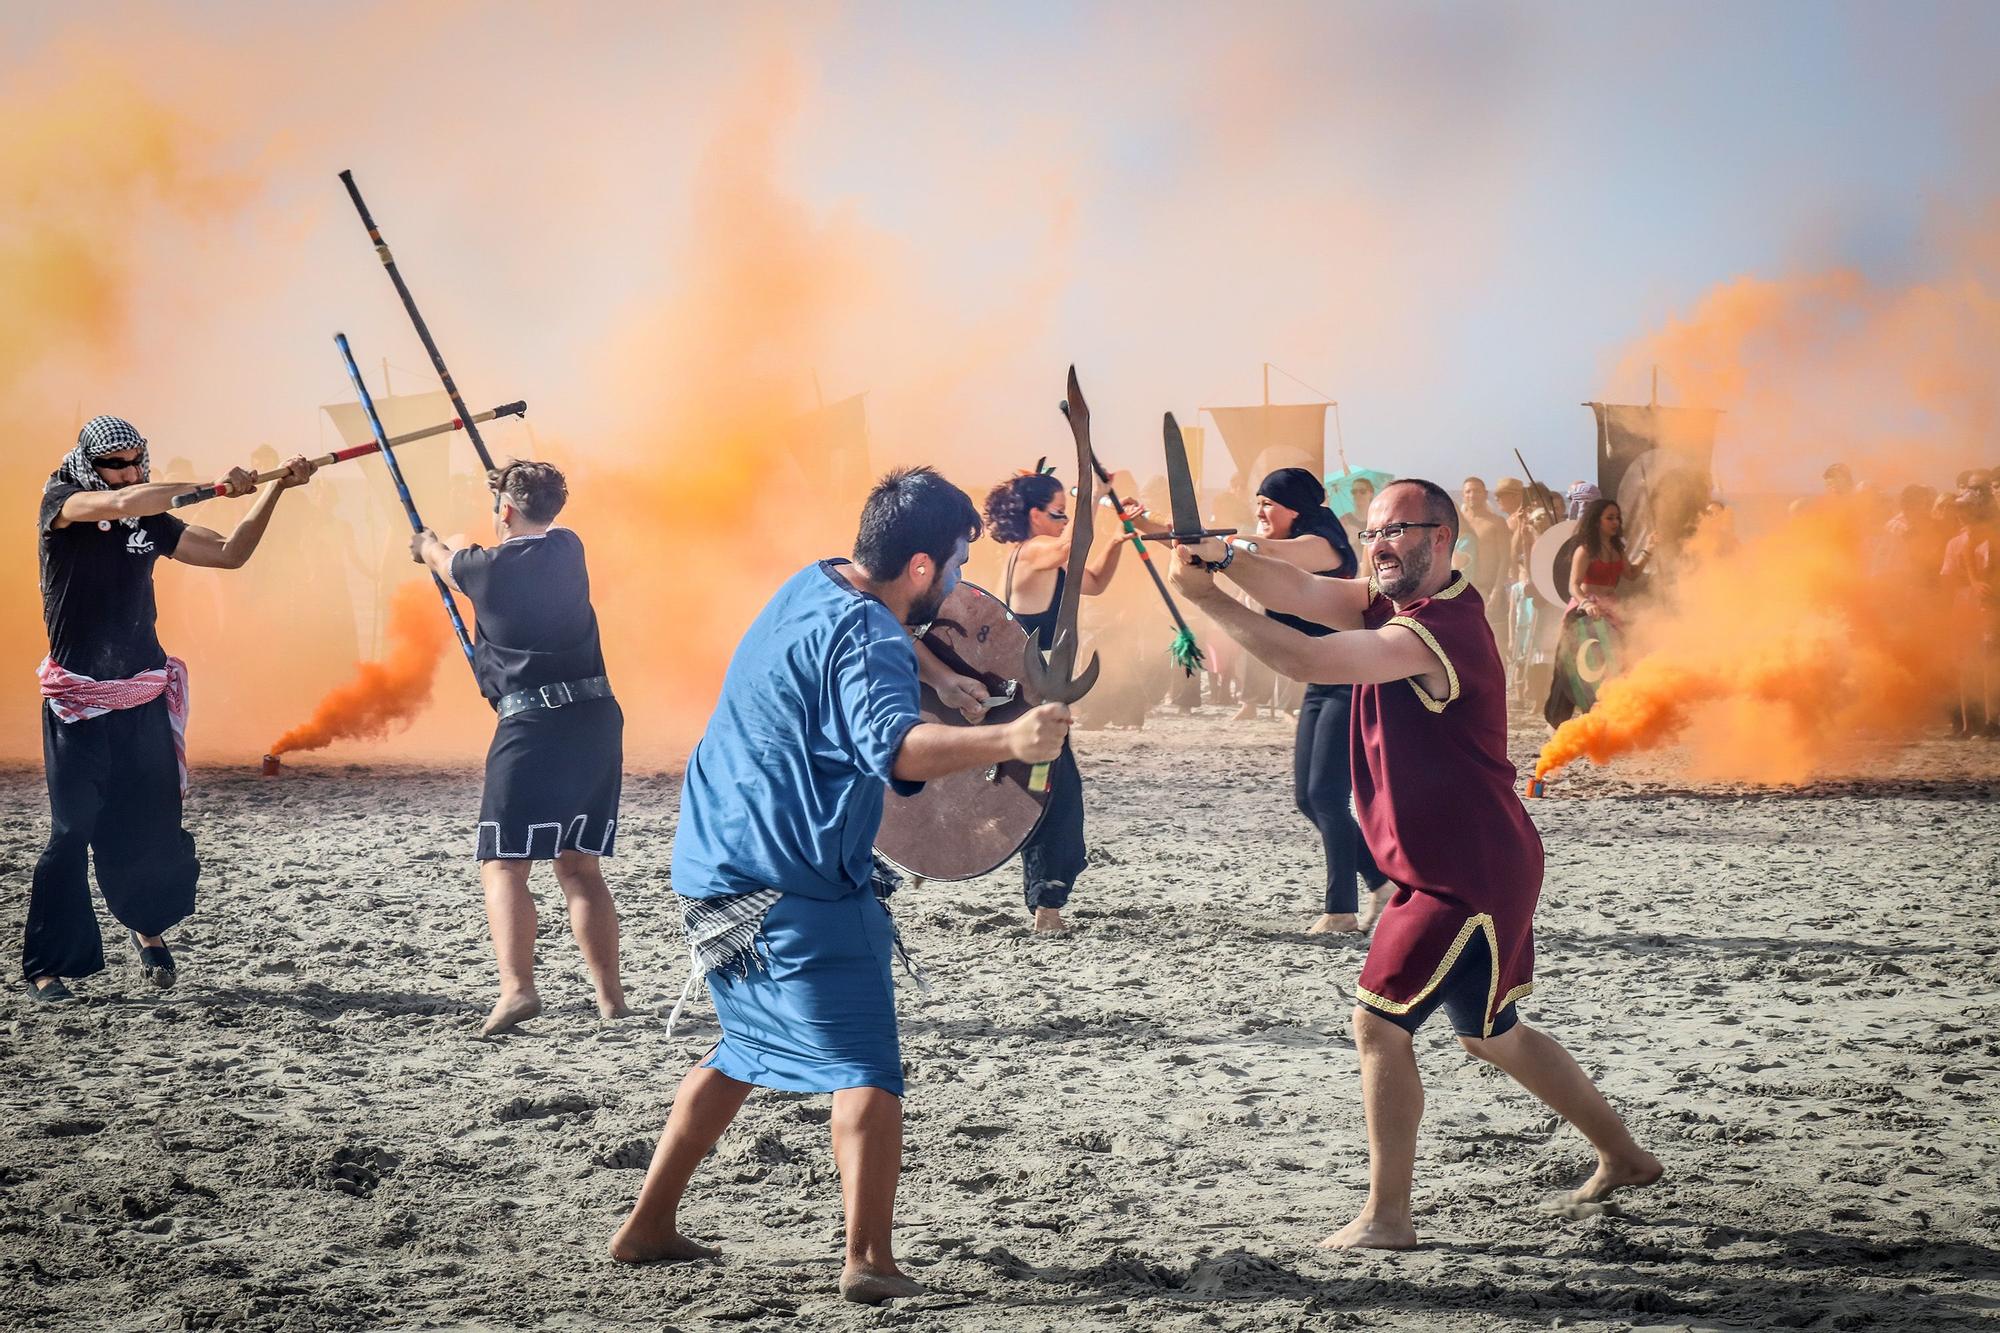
[338,169,497,472]
[168,402,526,509]
[335,333,476,674]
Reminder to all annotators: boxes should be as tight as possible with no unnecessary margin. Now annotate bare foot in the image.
[1031,907,1068,934]
[1306,912,1361,935]
[598,994,633,1021]
[1319,1213,1419,1250]
[1564,1149,1664,1206]
[482,989,542,1036]
[1230,702,1259,722]
[607,1223,721,1264]
[1356,886,1391,931]
[840,1264,925,1304]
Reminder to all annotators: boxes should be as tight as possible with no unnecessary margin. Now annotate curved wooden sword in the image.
[1020,365,1101,792]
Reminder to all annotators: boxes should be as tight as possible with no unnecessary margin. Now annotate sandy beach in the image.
[2,712,1997,1331]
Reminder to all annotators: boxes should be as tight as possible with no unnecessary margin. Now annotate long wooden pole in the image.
[337,170,497,472]
[168,402,526,509]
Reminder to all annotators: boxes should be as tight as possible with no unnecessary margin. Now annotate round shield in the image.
[1530,518,1580,607]
[1556,614,1622,713]
[875,581,1052,881]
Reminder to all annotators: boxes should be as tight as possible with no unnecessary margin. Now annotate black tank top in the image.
[1013,566,1065,650]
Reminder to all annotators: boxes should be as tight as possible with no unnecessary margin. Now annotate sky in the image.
[4,0,1997,761]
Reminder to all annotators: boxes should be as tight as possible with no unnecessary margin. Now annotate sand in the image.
[2,712,1998,1331]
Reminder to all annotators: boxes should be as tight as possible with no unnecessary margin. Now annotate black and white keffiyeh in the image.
[53,416,151,530]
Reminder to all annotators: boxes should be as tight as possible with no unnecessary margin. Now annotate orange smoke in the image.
[1540,214,2000,785]
[1536,489,1962,787]
[268,582,452,757]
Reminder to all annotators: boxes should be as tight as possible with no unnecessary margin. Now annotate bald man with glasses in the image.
[1171,477,1659,1249]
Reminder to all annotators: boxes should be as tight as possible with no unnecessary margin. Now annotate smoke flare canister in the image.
[1524,778,1546,799]
[261,754,282,777]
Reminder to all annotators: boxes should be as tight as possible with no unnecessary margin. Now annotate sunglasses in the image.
[91,455,143,471]
[1356,522,1444,543]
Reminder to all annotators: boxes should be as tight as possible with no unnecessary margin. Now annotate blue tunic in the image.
[672,560,924,1095]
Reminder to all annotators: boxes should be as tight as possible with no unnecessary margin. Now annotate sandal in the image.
[130,931,177,990]
[24,975,74,1004]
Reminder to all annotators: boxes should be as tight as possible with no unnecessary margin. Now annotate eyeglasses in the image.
[1356,522,1444,543]
[91,455,143,471]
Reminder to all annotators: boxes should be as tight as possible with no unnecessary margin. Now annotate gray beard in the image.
[1374,542,1434,602]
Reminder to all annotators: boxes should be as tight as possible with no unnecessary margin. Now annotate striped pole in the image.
[334,332,476,673]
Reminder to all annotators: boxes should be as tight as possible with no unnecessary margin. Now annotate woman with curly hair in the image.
[982,468,1145,933]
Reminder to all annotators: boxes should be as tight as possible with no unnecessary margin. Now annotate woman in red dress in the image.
[1545,497,1648,728]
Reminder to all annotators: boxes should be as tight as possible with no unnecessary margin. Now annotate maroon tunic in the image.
[1351,571,1543,1035]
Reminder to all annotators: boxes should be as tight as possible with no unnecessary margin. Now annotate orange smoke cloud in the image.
[268,581,451,757]
[558,50,1070,759]
[1541,223,2000,784]
[0,52,261,756]
[1535,498,1962,785]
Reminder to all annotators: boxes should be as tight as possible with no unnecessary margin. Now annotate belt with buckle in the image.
[495,674,614,720]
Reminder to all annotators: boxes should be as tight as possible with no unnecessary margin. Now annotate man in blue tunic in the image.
[610,467,1069,1303]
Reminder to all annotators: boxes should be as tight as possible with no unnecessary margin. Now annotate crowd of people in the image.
[1834,462,1998,738]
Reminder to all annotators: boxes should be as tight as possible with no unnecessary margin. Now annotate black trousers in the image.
[1294,684,1384,914]
[1022,741,1086,910]
[24,698,200,981]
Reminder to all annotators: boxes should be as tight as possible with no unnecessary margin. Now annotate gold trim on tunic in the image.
[1355,913,1493,1015]
[1431,572,1471,601]
[1355,911,1528,1037]
[1385,615,1461,713]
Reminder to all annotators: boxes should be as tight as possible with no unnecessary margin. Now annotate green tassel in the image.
[1169,627,1205,676]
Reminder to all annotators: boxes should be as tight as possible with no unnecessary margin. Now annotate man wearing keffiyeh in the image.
[24,415,316,1004]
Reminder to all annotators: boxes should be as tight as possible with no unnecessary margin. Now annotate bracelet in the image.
[1203,543,1236,574]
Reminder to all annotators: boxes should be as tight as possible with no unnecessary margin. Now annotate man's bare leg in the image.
[609,1066,753,1263]
[480,860,542,1035]
[1357,886,1390,931]
[1323,1007,1422,1249]
[552,850,630,1019]
[1307,912,1361,934]
[1458,1022,1662,1203]
[832,1086,922,1303]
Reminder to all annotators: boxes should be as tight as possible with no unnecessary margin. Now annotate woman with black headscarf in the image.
[1249,467,1390,933]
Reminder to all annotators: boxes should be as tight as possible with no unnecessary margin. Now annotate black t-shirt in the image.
[450,528,607,702]
[39,482,187,679]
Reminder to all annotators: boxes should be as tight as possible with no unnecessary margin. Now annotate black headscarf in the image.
[1258,467,1356,577]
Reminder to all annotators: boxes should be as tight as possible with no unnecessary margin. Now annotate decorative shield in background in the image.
[875,582,1051,880]
[1554,613,1622,715]
[1530,518,1581,607]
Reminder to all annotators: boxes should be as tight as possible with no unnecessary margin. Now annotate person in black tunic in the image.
[412,461,628,1035]
[975,469,1147,933]
[29,415,315,1003]
[1245,468,1389,935]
